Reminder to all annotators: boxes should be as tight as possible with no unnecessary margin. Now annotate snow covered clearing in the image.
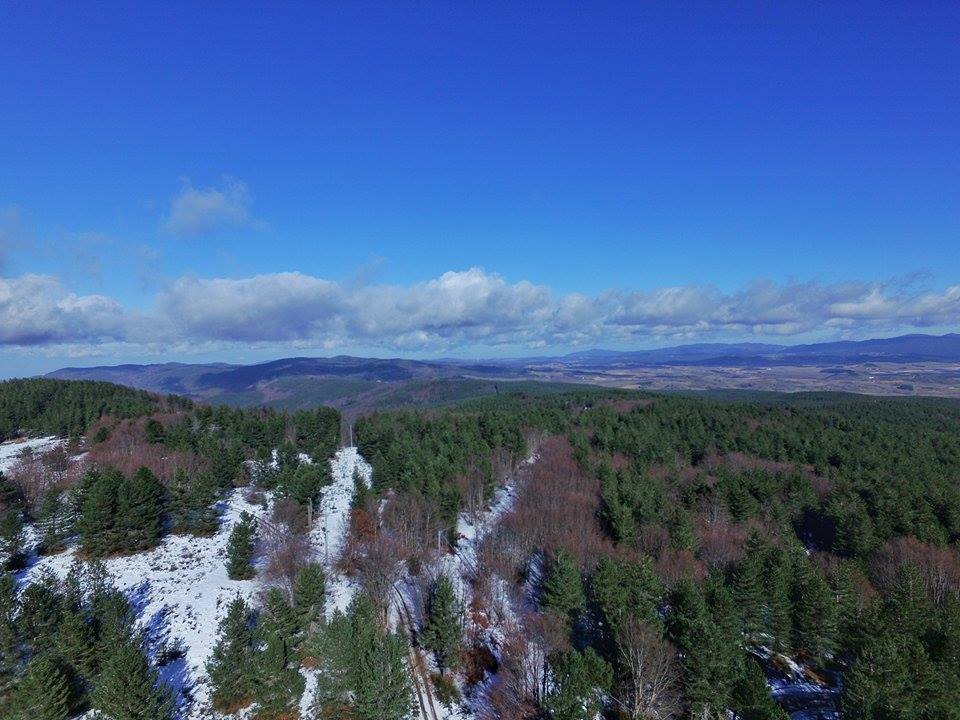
[0,435,62,473]
[17,445,371,720]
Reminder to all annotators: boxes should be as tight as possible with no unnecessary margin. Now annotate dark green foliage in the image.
[421,573,462,673]
[168,469,218,535]
[35,488,73,554]
[143,418,166,444]
[292,562,326,633]
[351,466,370,509]
[253,589,305,718]
[226,511,258,580]
[117,467,166,551]
[592,555,662,640]
[6,653,73,720]
[17,573,64,654]
[90,637,174,720]
[207,595,256,712]
[667,577,742,716]
[0,378,161,442]
[542,548,585,624]
[75,467,166,557]
[545,647,612,720]
[732,658,790,720]
[0,572,19,694]
[309,593,412,720]
[0,507,25,569]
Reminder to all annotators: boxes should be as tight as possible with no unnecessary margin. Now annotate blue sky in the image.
[2,1,959,376]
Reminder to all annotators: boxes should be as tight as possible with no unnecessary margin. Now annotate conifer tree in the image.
[36,487,73,554]
[90,637,174,720]
[351,466,370,509]
[292,562,326,633]
[17,573,64,654]
[545,648,612,720]
[76,468,123,558]
[422,573,462,674]
[0,572,20,697]
[170,469,218,535]
[7,653,73,720]
[348,594,411,720]
[254,589,305,719]
[733,532,768,638]
[226,511,257,580]
[54,605,96,682]
[117,467,166,552]
[591,555,662,642]
[0,507,25,569]
[143,418,166,444]
[732,658,790,720]
[206,595,255,712]
[790,554,837,663]
[542,548,585,625]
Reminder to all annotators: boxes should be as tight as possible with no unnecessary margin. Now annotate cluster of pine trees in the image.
[206,563,412,720]
[72,465,219,558]
[0,562,172,720]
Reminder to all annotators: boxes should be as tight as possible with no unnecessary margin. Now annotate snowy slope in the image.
[20,445,371,720]
[0,436,62,473]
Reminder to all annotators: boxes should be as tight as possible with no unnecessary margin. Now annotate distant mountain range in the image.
[47,333,960,408]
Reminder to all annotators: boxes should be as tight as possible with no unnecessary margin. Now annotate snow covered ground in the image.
[0,435,62,473]
[18,445,371,720]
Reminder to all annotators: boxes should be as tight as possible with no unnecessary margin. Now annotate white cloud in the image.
[2,268,959,353]
[162,176,261,236]
[0,275,126,346]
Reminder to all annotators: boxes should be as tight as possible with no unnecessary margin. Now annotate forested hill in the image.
[0,378,172,441]
[354,389,960,717]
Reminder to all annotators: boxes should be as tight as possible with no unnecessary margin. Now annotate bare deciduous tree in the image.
[613,618,681,720]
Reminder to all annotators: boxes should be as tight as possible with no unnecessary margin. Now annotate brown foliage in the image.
[869,536,960,605]
[479,436,613,584]
[6,447,86,506]
[86,415,208,483]
[260,522,312,600]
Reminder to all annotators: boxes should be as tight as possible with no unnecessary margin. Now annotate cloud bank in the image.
[1,268,959,353]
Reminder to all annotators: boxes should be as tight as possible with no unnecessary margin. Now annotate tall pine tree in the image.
[90,637,173,720]
[226,512,258,580]
[206,595,255,712]
[421,573,462,674]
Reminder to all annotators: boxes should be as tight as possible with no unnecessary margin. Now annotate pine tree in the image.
[143,418,166,444]
[54,605,96,681]
[76,468,123,558]
[0,571,21,697]
[17,574,64,654]
[0,507,25,570]
[227,511,258,580]
[206,595,255,712]
[348,595,411,720]
[545,648,612,720]
[170,469,218,535]
[253,589,305,719]
[421,573,462,674]
[90,638,173,720]
[117,467,166,552]
[591,555,662,642]
[732,658,789,720]
[351,466,370,510]
[7,653,73,720]
[733,532,768,638]
[790,553,837,663]
[292,562,326,633]
[542,548,586,625]
[36,488,73,554]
